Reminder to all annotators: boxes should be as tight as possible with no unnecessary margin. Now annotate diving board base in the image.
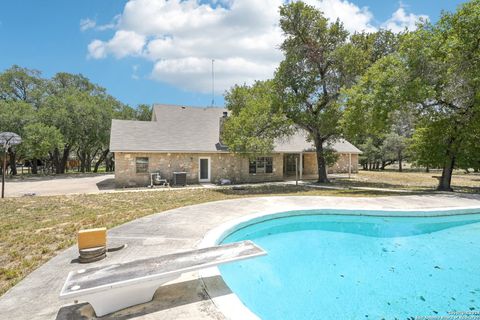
[84,276,177,317]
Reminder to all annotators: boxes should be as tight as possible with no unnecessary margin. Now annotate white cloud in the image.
[88,30,146,59]
[80,18,96,31]
[152,57,277,92]
[382,7,428,33]
[88,0,284,92]
[304,0,376,33]
[87,40,106,59]
[86,0,428,94]
[80,15,120,32]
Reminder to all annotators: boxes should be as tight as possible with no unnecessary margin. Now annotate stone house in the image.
[109,104,362,187]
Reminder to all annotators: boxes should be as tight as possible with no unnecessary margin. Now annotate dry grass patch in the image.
[0,185,398,296]
[334,170,480,192]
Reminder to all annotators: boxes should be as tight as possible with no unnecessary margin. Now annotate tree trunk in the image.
[426,165,430,173]
[86,153,91,172]
[52,146,71,174]
[60,146,70,173]
[437,155,455,191]
[105,153,114,172]
[77,150,87,173]
[52,148,60,174]
[8,149,17,175]
[94,149,109,173]
[398,151,403,173]
[31,159,38,174]
[314,138,329,183]
[362,162,367,170]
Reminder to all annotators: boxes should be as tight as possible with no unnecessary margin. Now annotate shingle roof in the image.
[275,132,362,154]
[110,104,362,154]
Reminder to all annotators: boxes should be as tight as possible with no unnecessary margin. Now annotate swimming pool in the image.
[218,209,480,319]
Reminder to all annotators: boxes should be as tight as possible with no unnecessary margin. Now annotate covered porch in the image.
[282,152,357,180]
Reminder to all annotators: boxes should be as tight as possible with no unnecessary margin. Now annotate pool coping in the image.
[198,205,480,320]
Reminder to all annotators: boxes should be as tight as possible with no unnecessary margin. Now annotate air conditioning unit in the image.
[173,172,187,186]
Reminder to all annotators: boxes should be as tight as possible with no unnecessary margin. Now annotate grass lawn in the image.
[0,185,399,296]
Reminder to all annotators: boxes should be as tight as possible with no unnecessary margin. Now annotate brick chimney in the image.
[219,111,228,145]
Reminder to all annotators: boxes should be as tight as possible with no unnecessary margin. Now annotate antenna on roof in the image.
[211,59,215,107]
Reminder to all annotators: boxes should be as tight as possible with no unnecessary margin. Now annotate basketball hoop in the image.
[0,132,22,149]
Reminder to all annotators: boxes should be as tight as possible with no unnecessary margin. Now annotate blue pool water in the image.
[219,210,480,320]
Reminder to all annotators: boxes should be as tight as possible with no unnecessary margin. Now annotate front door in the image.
[199,157,210,182]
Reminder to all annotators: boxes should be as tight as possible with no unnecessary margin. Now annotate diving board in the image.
[60,240,266,316]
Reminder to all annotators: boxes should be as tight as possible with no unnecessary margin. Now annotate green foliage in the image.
[344,0,480,189]
[222,81,293,156]
[47,73,104,96]
[0,65,44,106]
[135,104,153,121]
[381,132,406,161]
[350,29,400,67]
[0,100,36,135]
[274,2,367,182]
[323,146,340,167]
[276,2,352,138]
[399,0,480,175]
[223,3,401,182]
[20,123,63,160]
[0,65,146,174]
[407,123,446,168]
[342,54,407,142]
[39,89,118,152]
[359,138,380,167]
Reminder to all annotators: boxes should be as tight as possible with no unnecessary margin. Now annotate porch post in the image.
[348,153,352,179]
[299,152,303,180]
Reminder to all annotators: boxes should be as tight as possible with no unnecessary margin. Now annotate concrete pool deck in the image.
[1,194,480,319]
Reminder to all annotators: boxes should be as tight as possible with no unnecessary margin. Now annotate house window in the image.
[249,157,273,174]
[136,157,149,173]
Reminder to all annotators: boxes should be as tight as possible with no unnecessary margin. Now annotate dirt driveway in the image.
[3,174,115,197]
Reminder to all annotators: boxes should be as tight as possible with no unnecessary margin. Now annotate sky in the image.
[0,0,468,108]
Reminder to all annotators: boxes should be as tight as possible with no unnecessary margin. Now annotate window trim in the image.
[198,156,211,182]
[249,157,273,174]
[135,157,149,174]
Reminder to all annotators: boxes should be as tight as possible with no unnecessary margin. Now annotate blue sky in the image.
[0,0,467,108]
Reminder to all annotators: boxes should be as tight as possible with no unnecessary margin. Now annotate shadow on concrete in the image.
[55,276,230,319]
[433,191,480,200]
[96,178,116,191]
